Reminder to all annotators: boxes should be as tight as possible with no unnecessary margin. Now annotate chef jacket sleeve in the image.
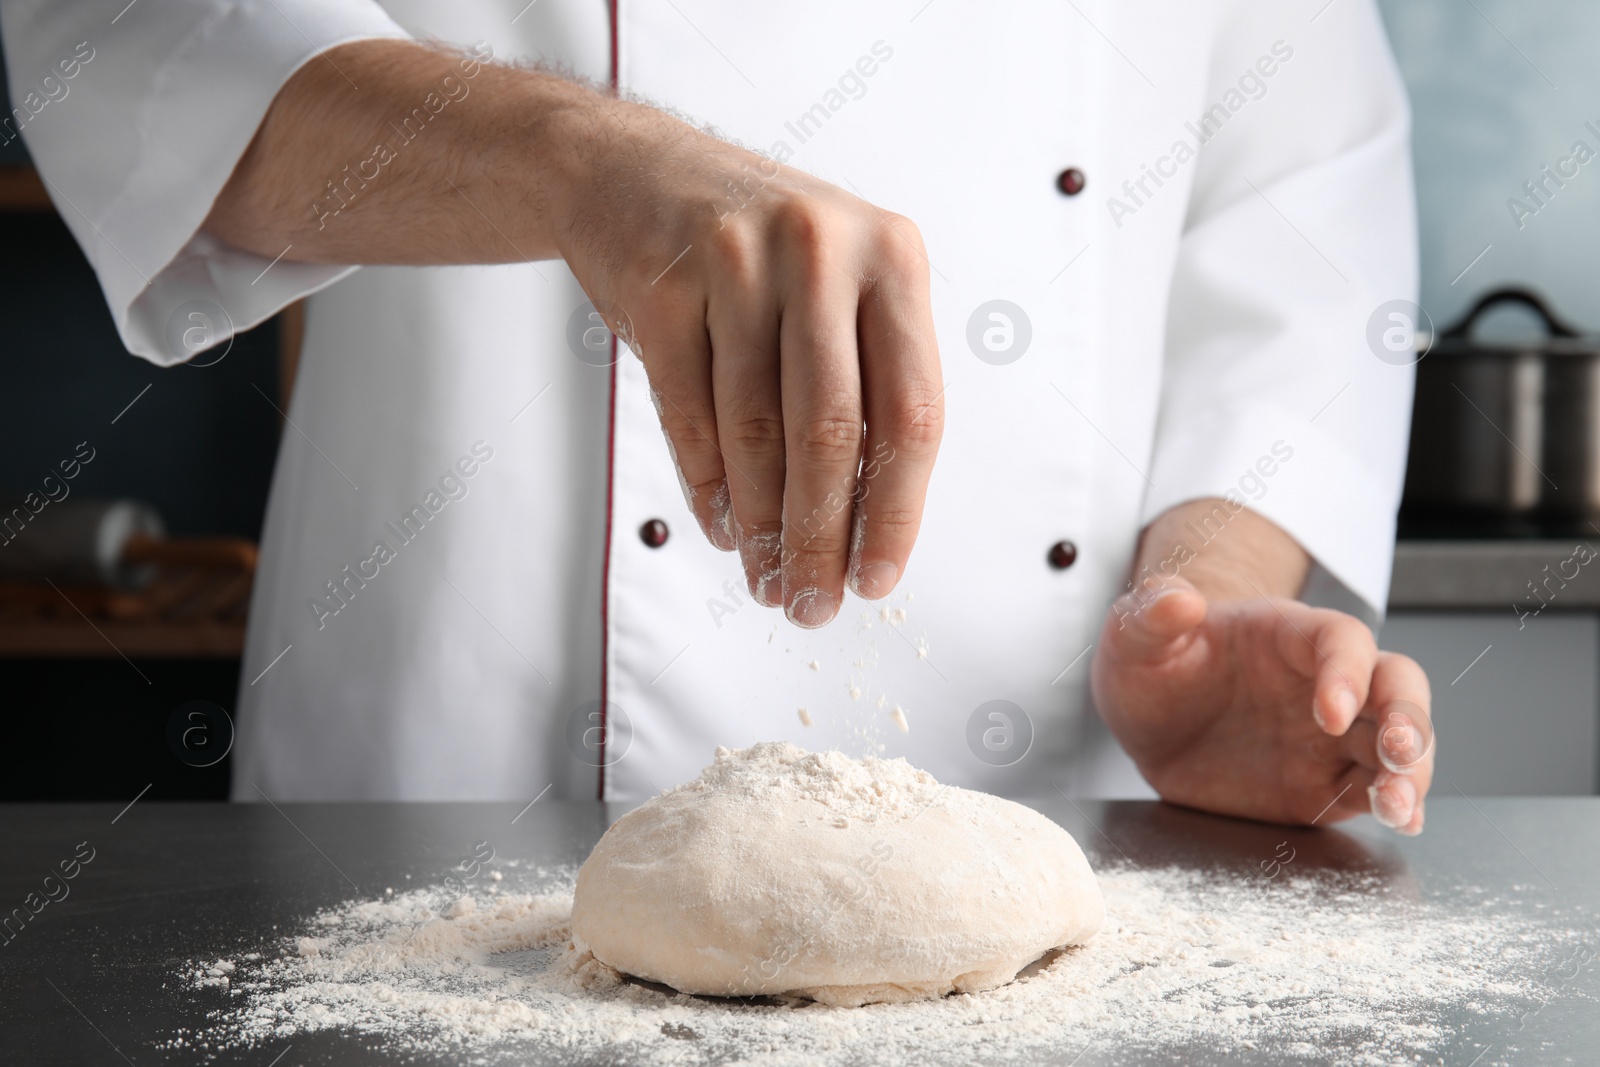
[0,0,411,366]
[1142,0,1418,622]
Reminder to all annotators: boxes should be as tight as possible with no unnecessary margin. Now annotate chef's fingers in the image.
[777,234,864,629]
[707,267,785,605]
[639,307,735,552]
[1368,770,1422,834]
[1365,651,1435,776]
[1311,762,1379,825]
[1278,608,1377,738]
[1336,716,1383,773]
[1401,799,1425,836]
[1360,651,1434,835]
[1101,578,1208,662]
[848,214,942,600]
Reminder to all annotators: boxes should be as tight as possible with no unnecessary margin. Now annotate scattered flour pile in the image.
[170,856,1588,1065]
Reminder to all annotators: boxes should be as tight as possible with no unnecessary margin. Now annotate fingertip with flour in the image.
[1368,772,1416,831]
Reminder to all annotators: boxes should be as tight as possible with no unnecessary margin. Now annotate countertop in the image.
[1,798,1596,1065]
[1390,540,1600,610]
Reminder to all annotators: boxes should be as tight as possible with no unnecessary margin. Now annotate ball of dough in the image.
[570,742,1103,1006]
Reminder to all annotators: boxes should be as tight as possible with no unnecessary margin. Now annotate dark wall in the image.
[0,660,240,802]
[0,213,283,540]
[1,28,283,537]
[2,45,281,800]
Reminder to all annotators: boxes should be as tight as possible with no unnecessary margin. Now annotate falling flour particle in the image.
[890,706,909,733]
[876,695,887,710]
[797,707,813,727]
[174,860,1588,1065]
[849,685,862,700]
[808,660,820,672]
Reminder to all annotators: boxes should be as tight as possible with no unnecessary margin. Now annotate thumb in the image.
[1104,575,1207,661]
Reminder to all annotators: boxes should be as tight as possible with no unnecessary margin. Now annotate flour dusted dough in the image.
[570,742,1103,1006]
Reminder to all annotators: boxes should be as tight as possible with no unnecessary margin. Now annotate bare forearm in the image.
[205,39,605,265]
[1133,498,1310,603]
[207,39,947,624]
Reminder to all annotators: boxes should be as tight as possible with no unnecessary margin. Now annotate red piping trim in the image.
[596,0,620,801]
[608,0,620,94]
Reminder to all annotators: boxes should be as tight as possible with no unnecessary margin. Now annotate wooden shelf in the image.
[0,619,245,659]
[0,536,256,660]
[0,165,52,211]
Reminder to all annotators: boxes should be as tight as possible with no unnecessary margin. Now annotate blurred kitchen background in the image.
[2,0,1598,801]
[1374,0,1600,803]
[0,41,285,801]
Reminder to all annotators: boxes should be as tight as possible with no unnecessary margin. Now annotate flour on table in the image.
[173,856,1589,1065]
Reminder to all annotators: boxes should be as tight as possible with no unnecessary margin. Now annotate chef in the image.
[4,0,1433,833]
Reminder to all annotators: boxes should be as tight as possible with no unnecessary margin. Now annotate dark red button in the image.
[1047,540,1078,570]
[640,519,669,548]
[1056,168,1086,196]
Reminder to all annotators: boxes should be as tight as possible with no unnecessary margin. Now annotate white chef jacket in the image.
[3,0,1417,802]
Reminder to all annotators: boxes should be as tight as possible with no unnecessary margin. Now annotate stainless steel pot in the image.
[1404,288,1600,517]
[0,498,165,587]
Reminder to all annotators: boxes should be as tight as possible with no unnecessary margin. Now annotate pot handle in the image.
[1442,286,1580,340]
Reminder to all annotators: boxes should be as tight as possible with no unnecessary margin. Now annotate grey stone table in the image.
[1,798,1595,1065]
